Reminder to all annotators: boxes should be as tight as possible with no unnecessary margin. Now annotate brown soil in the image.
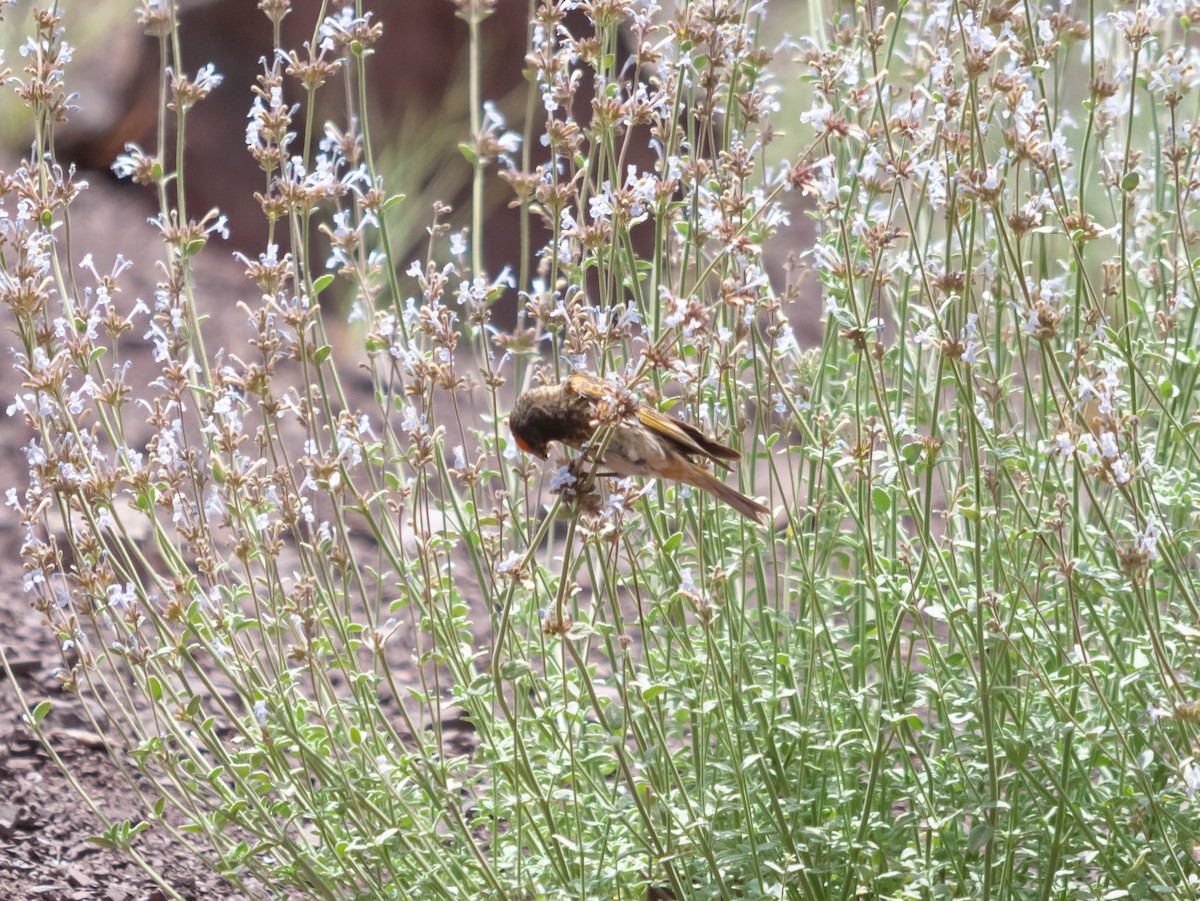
[0,5,530,891]
[0,609,238,900]
[0,162,252,899]
[0,154,487,900]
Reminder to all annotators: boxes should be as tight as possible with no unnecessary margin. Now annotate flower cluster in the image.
[4,0,1200,896]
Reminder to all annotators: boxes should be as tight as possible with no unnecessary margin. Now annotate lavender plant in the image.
[2,0,1199,897]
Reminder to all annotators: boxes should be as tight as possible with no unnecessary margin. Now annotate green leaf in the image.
[30,700,52,725]
[967,823,993,854]
[457,142,478,165]
[641,683,667,701]
[901,443,923,466]
[312,274,334,296]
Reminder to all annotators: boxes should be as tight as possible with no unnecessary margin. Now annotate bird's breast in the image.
[601,425,669,477]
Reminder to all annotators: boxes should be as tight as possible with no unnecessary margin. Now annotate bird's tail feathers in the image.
[682,463,770,524]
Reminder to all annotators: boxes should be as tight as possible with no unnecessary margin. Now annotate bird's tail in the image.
[681,462,770,524]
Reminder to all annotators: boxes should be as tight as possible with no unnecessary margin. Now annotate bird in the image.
[509,373,769,523]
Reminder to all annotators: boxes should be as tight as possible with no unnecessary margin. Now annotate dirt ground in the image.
[0,159,255,898]
[0,153,490,900]
[0,610,240,901]
[0,7,524,893]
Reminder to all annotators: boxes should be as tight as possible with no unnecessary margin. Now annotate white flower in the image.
[1051,432,1074,457]
[1184,762,1200,799]
[800,96,833,133]
[1111,458,1131,485]
[194,62,223,92]
[1134,516,1161,561]
[550,467,577,491]
[108,583,136,611]
[679,567,696,593]
[974,399,994,430]
[589,189,613,222]
[1098,430,1120,460]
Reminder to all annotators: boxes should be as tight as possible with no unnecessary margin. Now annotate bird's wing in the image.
[565,372,740,467]
[637,406,740,467]
[564,372,614,400]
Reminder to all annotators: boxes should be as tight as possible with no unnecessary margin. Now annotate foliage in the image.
[2,0,1200,898]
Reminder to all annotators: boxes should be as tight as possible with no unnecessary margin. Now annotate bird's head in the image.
[509,386,563,460]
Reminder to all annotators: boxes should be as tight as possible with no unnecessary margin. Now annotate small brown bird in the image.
[509,373,769,523]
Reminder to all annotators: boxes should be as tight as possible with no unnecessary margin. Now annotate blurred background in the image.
[0,0,825,563]
[4,1,527,265]
[0,0,817,325]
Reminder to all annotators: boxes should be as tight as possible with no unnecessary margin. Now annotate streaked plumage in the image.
[509,373,768,523]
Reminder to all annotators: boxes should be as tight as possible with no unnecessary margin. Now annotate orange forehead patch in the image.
[514,434,532,454]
